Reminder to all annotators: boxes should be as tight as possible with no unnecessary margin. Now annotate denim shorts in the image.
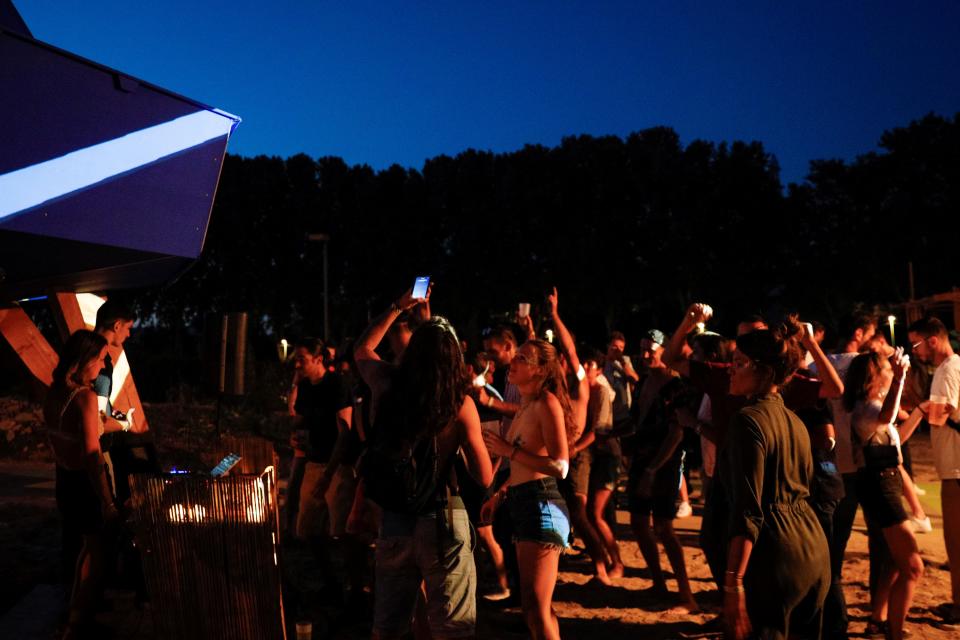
[856,466,907,529]
[507,477,571,550]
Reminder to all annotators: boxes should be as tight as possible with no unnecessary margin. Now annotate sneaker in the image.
[482,587,512,602]
[911,516,933,534]
[676,501,693,518]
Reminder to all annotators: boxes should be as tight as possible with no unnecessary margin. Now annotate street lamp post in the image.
[307,233,330,341]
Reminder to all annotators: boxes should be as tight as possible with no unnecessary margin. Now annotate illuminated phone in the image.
[412,276,430,299]
[210,453,242,477]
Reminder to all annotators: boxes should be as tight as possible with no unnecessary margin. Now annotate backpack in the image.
[359,395,446,515]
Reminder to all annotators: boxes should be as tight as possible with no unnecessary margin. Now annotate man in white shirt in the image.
[908,316,960,625]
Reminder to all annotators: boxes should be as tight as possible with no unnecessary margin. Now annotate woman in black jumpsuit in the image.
[715,320,830,640]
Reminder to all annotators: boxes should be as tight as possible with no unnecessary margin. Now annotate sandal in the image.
[864,619,886,638]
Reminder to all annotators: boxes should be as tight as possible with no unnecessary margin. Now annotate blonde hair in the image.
[524,339,577,444]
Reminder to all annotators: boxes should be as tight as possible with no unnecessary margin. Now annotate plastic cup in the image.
[296,621,312,640]
[518,303,531,318]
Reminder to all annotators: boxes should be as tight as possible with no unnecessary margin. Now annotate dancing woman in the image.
[844,349,924,640]
[483,340,573,640]
[717,321,831,640]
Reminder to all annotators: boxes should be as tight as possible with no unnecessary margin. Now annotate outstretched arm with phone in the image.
[354,283,430,393]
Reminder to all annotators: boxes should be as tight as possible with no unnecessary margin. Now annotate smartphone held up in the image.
[412,276,430,299]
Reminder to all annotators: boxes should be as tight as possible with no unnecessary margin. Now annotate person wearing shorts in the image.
[482,339,576,639]
[845,350,923,640]
[627,377,699,611]
[507,477,571,550]
[585,356,625,577]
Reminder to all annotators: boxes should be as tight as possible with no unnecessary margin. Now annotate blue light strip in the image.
[0,109,241,221]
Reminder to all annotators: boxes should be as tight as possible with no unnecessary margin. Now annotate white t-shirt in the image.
[812,352,859,474]
[929,353,960,479]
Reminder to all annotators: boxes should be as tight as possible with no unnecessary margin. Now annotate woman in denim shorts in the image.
[483,340,575,640]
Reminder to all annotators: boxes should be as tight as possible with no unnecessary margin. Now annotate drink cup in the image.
[296,621,312,640]
[518,303,531,318]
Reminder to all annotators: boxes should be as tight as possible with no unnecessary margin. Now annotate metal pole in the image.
[908,261,915,300]
[307,233,331,342]
[323,238,329,342]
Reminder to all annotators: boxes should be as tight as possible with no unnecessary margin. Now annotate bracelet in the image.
[723,584,745,594]
[389,301,402,313]
[725,570,743,579]
[486,396,495,408]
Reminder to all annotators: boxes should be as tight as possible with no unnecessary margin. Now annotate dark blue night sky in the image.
[17,1,960,184]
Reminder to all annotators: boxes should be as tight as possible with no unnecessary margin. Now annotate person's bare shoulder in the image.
[537,390,563,418]
[74,388,98,410]
[458,394,480,425]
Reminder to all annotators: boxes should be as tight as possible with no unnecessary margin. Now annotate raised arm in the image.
[878,348,909,426]
[801,324,844,398]
[547,287,580,372]
[663,303,711,377]
[354,287,426,387]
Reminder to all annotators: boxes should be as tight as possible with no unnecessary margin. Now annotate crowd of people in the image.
[43,288,960,640]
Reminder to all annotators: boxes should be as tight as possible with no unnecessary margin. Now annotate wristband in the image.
[486,396,495,408]
[723,584,745,594]
[389,301,403,313]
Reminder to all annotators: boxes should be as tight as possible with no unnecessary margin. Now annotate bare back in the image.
[43,386,94,470]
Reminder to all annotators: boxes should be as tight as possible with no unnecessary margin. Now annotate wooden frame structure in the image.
[901,288,960,329]
[0,293,148,431]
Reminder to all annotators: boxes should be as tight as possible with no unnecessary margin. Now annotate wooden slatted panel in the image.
[130,470,286,640]
[220,434,278,476]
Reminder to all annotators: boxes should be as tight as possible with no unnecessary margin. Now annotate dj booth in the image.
[129,436,285,640]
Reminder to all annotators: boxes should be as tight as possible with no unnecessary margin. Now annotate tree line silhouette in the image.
[134,112,960,359]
